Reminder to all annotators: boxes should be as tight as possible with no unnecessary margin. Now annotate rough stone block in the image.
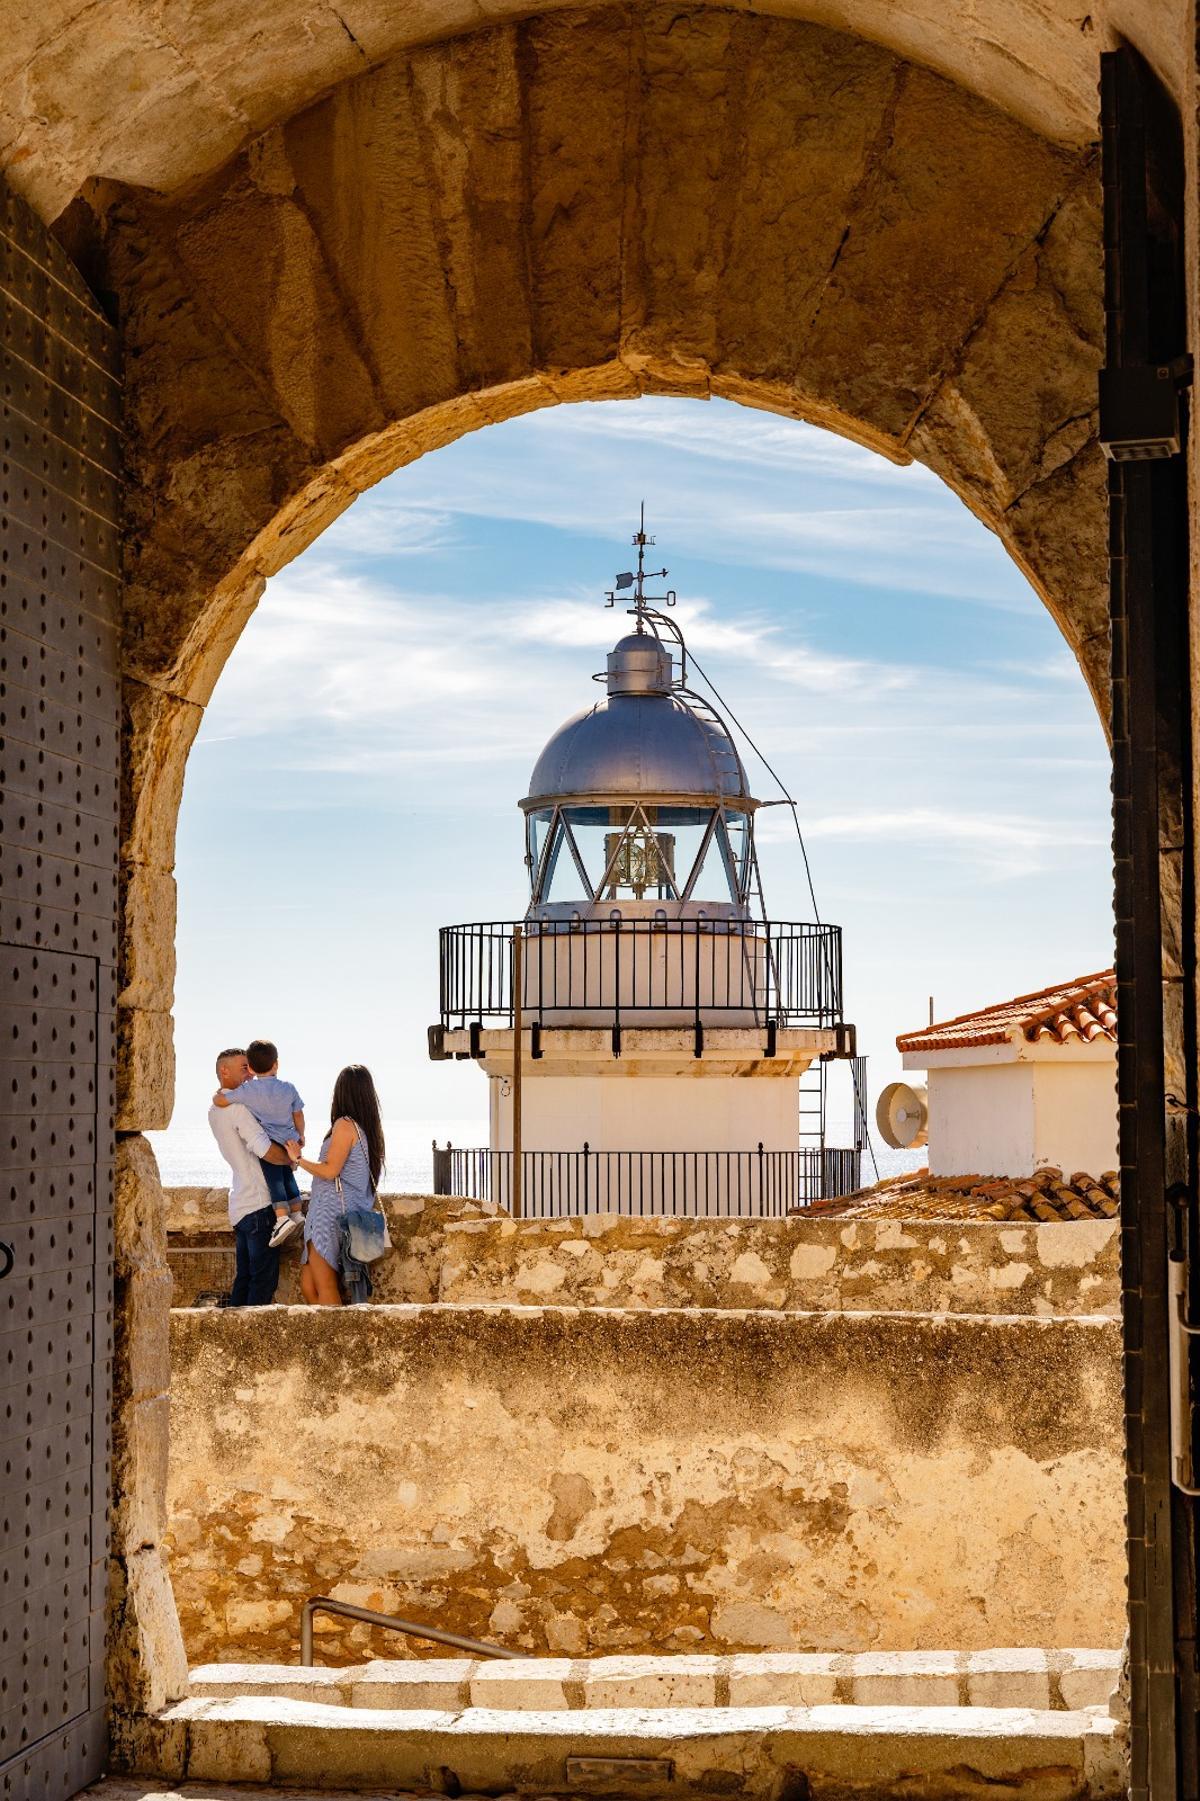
[116,1266,173,1402]
[726,1652,839,1708]
[468,1659,573,1709]
[116,1133,169,1273]
[113,1393,172,1555]
[119,678,203,870]
[190,1662,353,1705]
[113,1547,190,1717]
[847,1651,961,1708]
[584,1654,719,1709]
[119,864,177,1012]
[117,1004,176,1132]
[1058,1649,1123,1710]
[183,1709,273,1783]
[967,1648,1051,1710]
[351,1658,474,1709]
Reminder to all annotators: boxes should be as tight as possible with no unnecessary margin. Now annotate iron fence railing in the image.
[432,1144,862,1217]
[437,917,843,1032]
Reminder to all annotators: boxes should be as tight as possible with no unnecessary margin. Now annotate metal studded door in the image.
[0,175,119,1797]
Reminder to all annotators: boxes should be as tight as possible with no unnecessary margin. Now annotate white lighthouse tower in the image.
[429,521,861,1216]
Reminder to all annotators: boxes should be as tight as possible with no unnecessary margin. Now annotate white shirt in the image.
[208,1103,273,1226]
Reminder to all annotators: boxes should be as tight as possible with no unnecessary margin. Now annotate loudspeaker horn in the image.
[876,1081,929,1150]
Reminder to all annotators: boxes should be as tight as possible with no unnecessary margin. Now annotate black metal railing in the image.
[438,917,842,1031]
[432,1144,862,1217]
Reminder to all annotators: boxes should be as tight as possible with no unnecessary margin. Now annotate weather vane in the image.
[605,501,675,624]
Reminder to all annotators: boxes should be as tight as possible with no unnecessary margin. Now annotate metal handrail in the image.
[300,1596,521,1665]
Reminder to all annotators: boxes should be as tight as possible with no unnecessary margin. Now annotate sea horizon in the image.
[147,1113,925,1193]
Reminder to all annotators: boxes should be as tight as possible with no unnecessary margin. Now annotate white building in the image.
[428,527,860,1216]
[896,972,1118,1179]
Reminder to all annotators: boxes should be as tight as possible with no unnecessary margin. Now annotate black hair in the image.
[330,1065,385,1188]
[215,1046,245,1073]
[247,1039,278,1074]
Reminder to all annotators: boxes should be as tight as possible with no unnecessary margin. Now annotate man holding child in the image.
[207,1046,298,1306]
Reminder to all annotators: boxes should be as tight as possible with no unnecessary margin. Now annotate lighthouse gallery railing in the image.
[437,918,843,1031]
[433,1145,863,1216]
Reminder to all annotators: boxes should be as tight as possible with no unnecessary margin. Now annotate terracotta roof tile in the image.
[812,1166,1119,1222]
[897,969,1117,1054]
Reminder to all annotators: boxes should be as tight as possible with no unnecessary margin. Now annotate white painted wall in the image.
[927,1063,1035,1178]
[924,1052,1117,1178]
[490,1070,799,1153]
[1031,1059,1118,1177]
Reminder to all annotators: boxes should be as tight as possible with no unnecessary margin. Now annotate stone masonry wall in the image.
[167,1306,1125,1666]
[166,1189,1120,1318]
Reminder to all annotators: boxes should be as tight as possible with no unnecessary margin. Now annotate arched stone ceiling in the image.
[0,0,1187,220]
[94,7,1106,727]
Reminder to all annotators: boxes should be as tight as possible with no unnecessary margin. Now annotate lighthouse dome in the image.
[522,695,754,810]
[522,632,755,811]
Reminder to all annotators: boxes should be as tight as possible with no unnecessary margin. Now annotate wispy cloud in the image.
[175,393,1114,1123]
[315,396,1037,611]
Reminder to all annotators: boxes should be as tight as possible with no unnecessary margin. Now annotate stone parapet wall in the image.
[165,1189,1119,1317]
[168,1305,1125,1665]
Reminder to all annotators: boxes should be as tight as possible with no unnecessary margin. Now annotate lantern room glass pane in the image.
[723,810,751,900]
[527,809,554,895]
[540,816,593,904]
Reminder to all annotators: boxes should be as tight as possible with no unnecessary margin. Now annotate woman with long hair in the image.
[288,1065,385,1306]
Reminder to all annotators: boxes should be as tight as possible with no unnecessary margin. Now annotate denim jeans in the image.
[260,1157,300,1210]
[229,1203,281,1306]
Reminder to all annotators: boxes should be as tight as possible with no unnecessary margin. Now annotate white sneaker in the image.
[269,1214,301,1248]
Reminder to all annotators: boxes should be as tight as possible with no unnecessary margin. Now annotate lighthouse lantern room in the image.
[429,521,861,1216]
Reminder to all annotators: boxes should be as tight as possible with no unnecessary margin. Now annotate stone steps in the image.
[155,1696,1123,1797]
[188,1648,1119,1714]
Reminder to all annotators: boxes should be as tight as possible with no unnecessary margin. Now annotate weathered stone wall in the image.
[166,1190,1120,1317]
[167,1306,1125,1665]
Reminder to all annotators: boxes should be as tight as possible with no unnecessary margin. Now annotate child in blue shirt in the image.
[213,1039,306,1248]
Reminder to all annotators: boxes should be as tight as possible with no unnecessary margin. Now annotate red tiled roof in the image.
[812,1166,1119,1222]
[897,970,1117,1055]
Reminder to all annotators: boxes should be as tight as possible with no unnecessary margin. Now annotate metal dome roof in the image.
[522,688,756,810]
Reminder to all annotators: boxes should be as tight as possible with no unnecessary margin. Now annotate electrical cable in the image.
[682,640,882,1185]
[681,643,823,925]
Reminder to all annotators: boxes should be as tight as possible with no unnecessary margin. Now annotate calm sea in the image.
[147,1114,925,1191]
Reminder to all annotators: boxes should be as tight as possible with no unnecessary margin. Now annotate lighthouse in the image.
[429,522,861,1216]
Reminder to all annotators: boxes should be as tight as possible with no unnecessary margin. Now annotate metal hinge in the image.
[1099,355,1193,461]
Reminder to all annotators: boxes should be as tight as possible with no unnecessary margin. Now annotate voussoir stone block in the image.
[117,1004,176,1132]
[119,864,177,1013]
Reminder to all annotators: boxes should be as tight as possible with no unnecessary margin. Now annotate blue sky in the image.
[161,396,1113,1162]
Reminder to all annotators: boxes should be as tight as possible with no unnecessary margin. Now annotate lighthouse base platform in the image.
[439,1024,851,1156]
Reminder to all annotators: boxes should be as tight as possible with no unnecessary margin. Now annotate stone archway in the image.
[69,3,1114,1756]
[87,5,1108,1107]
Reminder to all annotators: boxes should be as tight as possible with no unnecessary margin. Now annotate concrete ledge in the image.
[188,1647,1120,1713]
[159,1696,1123,1797]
